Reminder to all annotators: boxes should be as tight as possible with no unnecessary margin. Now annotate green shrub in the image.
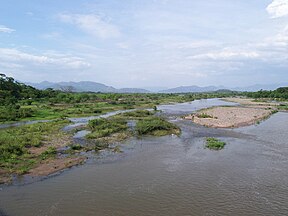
[87,118,128,139]
[205,137,226,150]
[136,117,180,136]
[70,144,82,150]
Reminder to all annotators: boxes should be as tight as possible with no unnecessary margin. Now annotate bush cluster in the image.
[86,118,128,139]
[135,117,179,136]
[205,137,226,150]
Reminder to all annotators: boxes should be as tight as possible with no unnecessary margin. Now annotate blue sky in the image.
[0,0,287,88]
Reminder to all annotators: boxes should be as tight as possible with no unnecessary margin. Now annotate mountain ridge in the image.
[25,81,288,93]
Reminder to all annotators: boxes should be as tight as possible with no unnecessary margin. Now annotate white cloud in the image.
[253,24,288,59]
[0,25,15,33]
[58,13,121,39]
[264,25,288,47]
[0,48,91,69]
[267,0,288,18]
[187,49,260,61]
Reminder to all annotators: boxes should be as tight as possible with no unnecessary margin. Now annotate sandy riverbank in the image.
[185,106,274,128]
[223,97,279,108]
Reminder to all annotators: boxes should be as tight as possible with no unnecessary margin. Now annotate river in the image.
[1,99,288,216]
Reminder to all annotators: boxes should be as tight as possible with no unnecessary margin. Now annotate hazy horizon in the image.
[24,79,288,92]
[0,0,287,88]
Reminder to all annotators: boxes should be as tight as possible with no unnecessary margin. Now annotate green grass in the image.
[114,110,154,120]
[136,117,180,136]
[40,146,57,160]
[86,118,128,139]
[0,119,70,174]
[205,137,226,150]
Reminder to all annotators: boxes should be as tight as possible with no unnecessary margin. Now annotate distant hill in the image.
[231,83,288,92]
[26,81,150,93]
[26,81,288,93]
[160,83,288,93]
[26,81,116,92]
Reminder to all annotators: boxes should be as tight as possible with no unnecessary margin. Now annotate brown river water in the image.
[1,99,288,216]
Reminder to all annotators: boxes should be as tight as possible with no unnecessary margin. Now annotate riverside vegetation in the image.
[1,73,288,183]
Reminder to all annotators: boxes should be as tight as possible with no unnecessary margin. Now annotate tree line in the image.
[243,87,288,100]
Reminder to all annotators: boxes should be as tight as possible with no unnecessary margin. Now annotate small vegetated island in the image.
[85,110,181,147]
[205,138,226,150]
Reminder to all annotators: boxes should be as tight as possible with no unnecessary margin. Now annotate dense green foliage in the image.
[0,74,39,104]
[243,87,288,100]
[136,117,180,136]
[205,137,226,150]
[87,118,128,139]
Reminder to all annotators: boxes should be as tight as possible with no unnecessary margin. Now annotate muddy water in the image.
[1,99,288,216]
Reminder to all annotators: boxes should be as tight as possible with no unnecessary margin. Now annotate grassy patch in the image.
[40,146,57,160]
[205,137,226,150]
[0,120,70,175]
[86,118,128,139]
[136,117,180,136]
[114,110,154,120]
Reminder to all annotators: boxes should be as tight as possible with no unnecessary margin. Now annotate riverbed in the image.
[1,99,288,216]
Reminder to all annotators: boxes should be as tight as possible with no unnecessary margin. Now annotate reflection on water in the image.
[1,99,288,216]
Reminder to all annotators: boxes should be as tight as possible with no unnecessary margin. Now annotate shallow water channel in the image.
[1,99,288,216]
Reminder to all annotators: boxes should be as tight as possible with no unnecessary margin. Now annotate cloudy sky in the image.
[0,0,287,88]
